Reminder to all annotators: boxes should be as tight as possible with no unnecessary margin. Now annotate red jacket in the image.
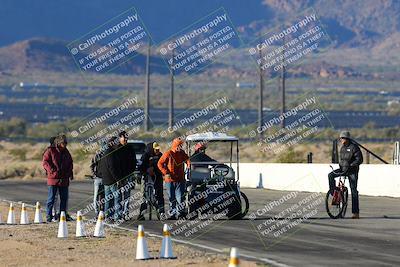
[157,138,190,182]
[42,147,73,186]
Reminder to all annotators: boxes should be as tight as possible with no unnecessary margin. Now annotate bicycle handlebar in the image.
[329,165,347,176]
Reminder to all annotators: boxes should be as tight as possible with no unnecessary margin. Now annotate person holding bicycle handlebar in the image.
[328,131,363,219]
[137,142,164,220]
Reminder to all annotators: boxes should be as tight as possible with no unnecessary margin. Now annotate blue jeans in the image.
[93,177,104,215]
[104,183,122,220]
[165,181,186,217]
[121,176,134,217]
[46,186,68,220]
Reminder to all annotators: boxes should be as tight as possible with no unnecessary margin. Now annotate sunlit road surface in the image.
[1,179,399,266]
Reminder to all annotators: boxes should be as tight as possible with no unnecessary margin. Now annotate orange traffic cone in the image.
[20,203,30,224]
[135,225,151,260]
[228,247,240,267]
[34,202,44,224]
[93,211,105,237]
[160,224,177,259]
[57,211,68,238]
[7,203,16,224]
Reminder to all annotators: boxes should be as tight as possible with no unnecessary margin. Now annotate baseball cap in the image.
[339,131,351,139]
[153,142,161,150]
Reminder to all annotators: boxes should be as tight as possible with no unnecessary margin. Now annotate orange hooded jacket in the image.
[157,138,190,182]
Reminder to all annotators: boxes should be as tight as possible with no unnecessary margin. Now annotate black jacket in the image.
[339,141,363,173]
[98,147,120,185]
[90,149,105,177]
[191,151,217,168]
[140,142,162,177]
[116,143,137,181]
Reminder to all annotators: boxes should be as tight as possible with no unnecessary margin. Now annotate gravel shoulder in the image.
[0,203,257,267]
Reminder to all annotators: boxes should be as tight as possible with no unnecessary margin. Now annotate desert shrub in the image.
[72,148,91,162]
[0,165,28,179]
[275,148,305,163]
[9,148,27,161]
[0,117,27,137]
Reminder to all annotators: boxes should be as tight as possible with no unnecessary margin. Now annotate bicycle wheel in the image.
[340,188,349,218]
[325,189,345,219]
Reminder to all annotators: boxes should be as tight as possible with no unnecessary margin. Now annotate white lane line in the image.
[111,224,292,267]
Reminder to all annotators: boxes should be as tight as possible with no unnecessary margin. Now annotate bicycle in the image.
[325,165,349,219]
[141,175,160,220]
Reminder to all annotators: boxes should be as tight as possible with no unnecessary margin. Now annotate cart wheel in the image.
[227,191,249,220]
[240,191,249,218]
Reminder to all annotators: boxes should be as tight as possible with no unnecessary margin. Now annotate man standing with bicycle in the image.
[328,131,363,219]
[137,142,164,220]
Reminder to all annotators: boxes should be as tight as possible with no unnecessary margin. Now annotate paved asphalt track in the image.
[0,179,399,266]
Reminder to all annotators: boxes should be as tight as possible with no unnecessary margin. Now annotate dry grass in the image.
[0,141,92,180]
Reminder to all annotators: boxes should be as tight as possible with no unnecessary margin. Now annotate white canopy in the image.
[186,132,238,142]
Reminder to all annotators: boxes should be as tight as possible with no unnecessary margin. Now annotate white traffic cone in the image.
[160,224,177,259]
[7,203,16,224]
[228,247,240,267]
[57,211,68,238]
[93,211,105,237]
[20,203,30,224]
[34,202,43,224]
[135,225,151,260]
[75,210,86,237]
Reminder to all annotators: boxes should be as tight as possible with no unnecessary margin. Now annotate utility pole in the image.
[169,49,174,128]
[144,39,150,131]
[280,37,286,129]
[258,45,264,138]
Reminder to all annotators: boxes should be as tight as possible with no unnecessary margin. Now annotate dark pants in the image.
[139,174,165,215]
[46,186,68,220]
[328,170,359,214]
[165,181,186,217]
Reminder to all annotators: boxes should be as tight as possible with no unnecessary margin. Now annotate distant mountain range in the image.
[0,38,168,75]
[259,0,400,47]
[0,0,399,76]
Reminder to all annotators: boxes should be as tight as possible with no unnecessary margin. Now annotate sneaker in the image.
[51,218,58,223]
[351,213,360,219]
[46,217,53,223]
[66,214,74,221]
